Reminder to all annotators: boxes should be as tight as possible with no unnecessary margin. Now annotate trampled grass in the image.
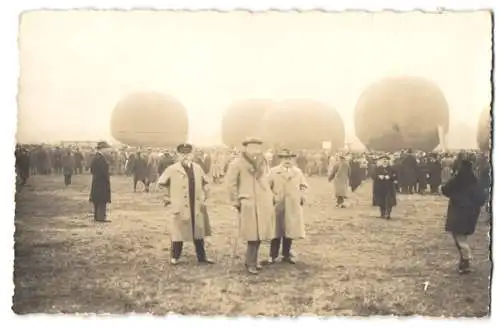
[13,174,491,316]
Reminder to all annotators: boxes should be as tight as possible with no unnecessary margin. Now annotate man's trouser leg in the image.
[453,234,472,261]
[246,240,261,268]
[270,238,281,260]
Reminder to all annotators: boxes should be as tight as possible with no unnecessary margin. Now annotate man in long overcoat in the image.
[89,141,112,223]
[132,152,149,192]
[328,155,350,208]
[427,154,442,194]
[372,156,398,219]
[268,149,308,264]
[157,143,214,265]
[400,150,418,194]
[416,156,429,194]
[349,156,363,192]
[226,137,275,275]
[73,148,84,175]
[441,159,486,274]
[62,148,75,186]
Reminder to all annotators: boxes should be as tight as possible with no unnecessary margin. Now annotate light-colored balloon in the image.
[221,99,275,147]
[110,92,188,147]
[261,99,345,150]
[354,76,449,152]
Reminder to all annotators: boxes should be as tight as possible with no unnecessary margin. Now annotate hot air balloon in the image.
[221,99,275,147]
[110,92,188,147]
[477,105,492,151]
[261,99,345,150]
[354,76,450,152]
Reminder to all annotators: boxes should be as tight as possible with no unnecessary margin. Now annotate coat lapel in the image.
[173,162,187,178]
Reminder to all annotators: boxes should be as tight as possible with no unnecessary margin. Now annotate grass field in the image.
[13,173,491,316]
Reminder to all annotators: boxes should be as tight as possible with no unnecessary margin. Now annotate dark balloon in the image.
[221,99,275,147]
[354,76,449,152]
[110,92,188,147]
[261,99,345,150]
[477,106,491,151]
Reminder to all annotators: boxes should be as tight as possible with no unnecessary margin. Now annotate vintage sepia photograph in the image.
[12,10,492,316]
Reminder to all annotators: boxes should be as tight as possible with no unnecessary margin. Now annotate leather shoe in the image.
[198,258,215,264]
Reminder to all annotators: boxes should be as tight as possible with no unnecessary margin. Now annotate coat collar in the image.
[274,164,299,178]
[173,162,187,175]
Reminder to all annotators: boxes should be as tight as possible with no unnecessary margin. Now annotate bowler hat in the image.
[176,143,193,154]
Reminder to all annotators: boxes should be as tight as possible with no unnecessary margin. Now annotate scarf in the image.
[242,152,265,180]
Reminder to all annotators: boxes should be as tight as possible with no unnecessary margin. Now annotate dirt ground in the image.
[13,173,491,316]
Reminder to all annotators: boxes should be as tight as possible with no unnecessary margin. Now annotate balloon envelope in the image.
[477,106,491,151]
[221,99,275,147]
[354,76,449,152]
[261,99,345,150]
[110,92,188,147]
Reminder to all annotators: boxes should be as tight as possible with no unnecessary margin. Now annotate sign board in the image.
[322,141,332,150]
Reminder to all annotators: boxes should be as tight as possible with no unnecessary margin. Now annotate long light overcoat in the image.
[329,160,351,197]
[157,162,212,242]
[226,155,276,241]
[268,165,308,239]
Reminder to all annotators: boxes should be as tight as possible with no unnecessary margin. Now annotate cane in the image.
[221,206,241,293]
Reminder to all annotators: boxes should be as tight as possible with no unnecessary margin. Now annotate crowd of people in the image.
[14,139,491,275]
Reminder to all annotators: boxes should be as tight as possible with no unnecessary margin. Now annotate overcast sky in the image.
[17,10,492,147]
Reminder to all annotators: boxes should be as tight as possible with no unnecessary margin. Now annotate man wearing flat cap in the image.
[372,155,398,219]
[226,137,275,274]
[267,149,308,264]
[89,141,112,223]
[157,143,214,265]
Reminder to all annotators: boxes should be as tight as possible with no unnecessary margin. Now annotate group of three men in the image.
[156,137,309,275]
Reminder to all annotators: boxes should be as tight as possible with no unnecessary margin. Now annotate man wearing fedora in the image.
[89,141,112,223]
[157,143,214,265]
[267,149,308,264]
[372,155,398,219]
[226,137,275,274]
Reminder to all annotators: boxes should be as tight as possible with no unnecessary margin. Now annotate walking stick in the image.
[221,206,241,293]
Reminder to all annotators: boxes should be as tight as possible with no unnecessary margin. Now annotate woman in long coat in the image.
[372,156,398,219]
[226,138,275,274]
[268,150,308,264]
[441,159,486,274]
[328,156,350,208]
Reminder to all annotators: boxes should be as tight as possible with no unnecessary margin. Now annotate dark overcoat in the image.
[427,160,442,187]
[89,152,111,204]
[400,155,418,186]
[132,155,148,180]
[441,176,486,236]
[372,166,397,207]
[349,160,363,192]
